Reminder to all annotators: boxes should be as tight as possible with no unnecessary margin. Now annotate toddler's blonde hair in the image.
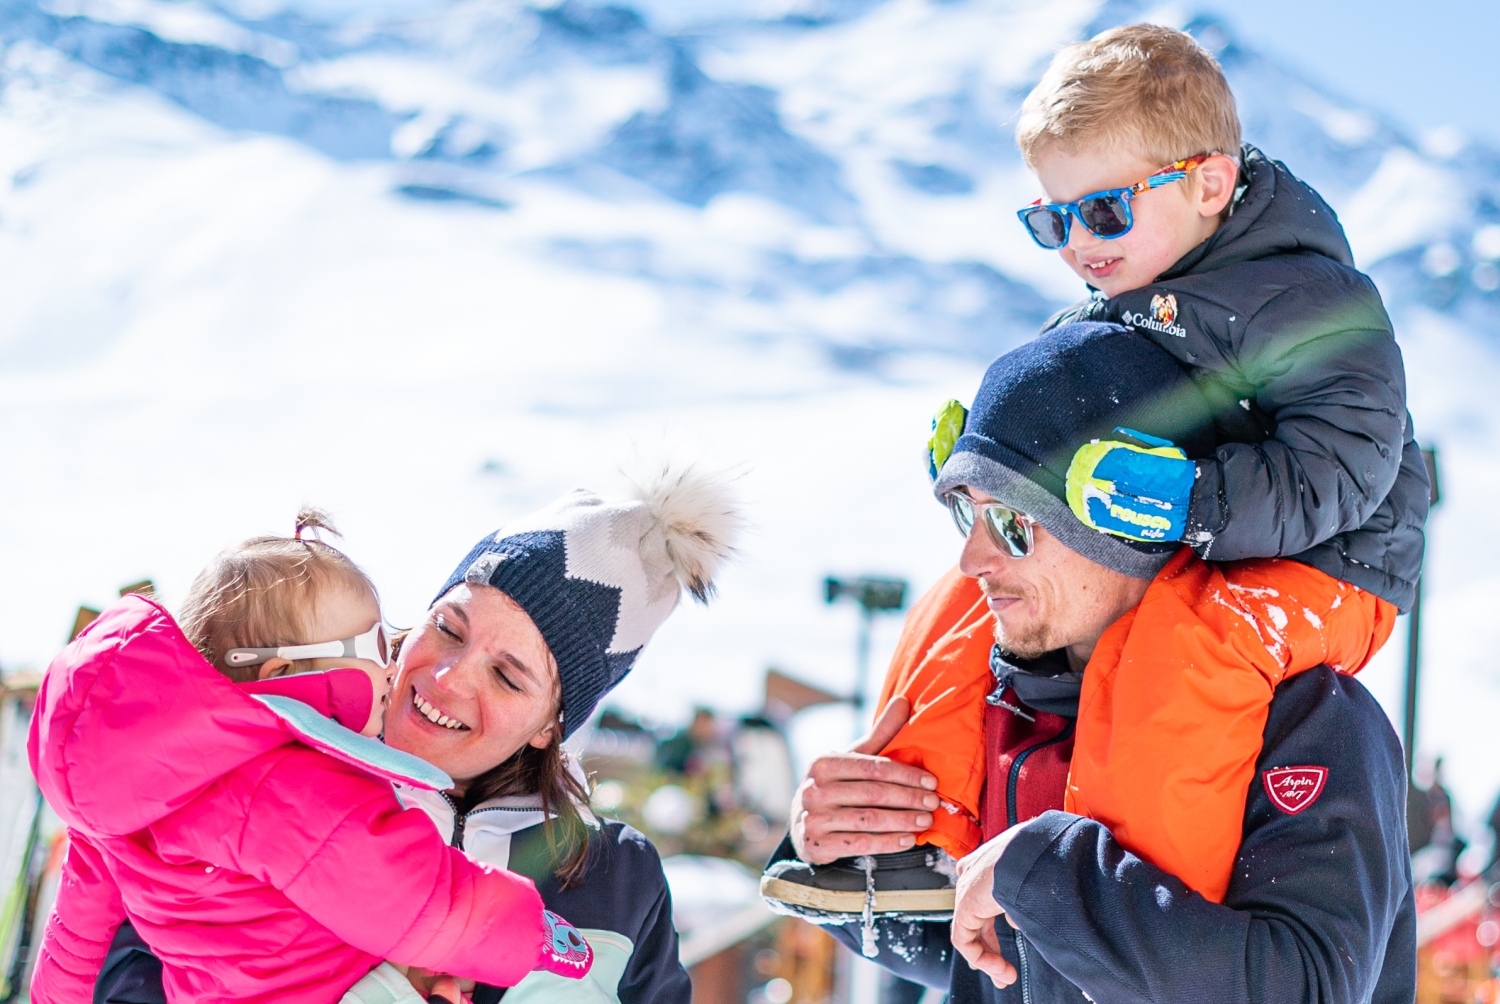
[179,508,377,682]
[1017,24,1241,169]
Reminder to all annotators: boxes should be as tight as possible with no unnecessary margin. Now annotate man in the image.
[763,322,1414,1003]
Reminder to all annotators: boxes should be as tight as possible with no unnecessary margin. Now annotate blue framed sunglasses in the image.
[1016,154,1213,250]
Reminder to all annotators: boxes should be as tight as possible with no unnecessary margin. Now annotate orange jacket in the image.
[874,566,993,861]
[877,550,1395,901]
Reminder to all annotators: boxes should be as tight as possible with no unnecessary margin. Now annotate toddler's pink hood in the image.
[29,595,317,837]
[30,594,446,836]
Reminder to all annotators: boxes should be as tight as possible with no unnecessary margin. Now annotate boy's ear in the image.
[1194,153,1239,219]
[257,658,293,680]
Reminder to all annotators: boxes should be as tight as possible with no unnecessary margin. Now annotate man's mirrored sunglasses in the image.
[944,491,1035,558]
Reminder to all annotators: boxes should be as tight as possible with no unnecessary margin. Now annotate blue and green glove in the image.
[1065,428,1196,543]
[927,398,968,481]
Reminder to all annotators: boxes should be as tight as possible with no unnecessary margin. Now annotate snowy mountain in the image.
[2,0,1499,834]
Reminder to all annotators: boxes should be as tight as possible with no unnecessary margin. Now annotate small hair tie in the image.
[291,507,340,544]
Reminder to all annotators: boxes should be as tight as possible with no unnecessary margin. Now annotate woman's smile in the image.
[411,689,469,731]
[384,584,561,790]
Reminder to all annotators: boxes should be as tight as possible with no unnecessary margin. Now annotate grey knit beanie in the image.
[932,322,1214,579]
[435,467,742,737]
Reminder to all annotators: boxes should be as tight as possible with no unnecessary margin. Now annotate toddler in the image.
[30,512,591,1004]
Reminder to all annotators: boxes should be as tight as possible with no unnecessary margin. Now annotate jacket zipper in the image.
[441,799,546,851]
[988,647,1036,721]
[1002,704,1074,1003]
[1005,716,1075,828]
[1014,931,1033,1004]
[440,792,466,848]
[466,805,544,817]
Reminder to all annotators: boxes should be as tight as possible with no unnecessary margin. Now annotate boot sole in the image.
[760,875,956,914]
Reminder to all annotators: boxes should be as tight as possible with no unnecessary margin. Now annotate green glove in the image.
[927,399,968,481]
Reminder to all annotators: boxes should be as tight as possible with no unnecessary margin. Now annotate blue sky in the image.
[1195,0,1500,147]
[268,1,1500,150]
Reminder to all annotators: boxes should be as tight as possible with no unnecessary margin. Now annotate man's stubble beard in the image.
[979,576,1055,660]
[992,618,1053,660]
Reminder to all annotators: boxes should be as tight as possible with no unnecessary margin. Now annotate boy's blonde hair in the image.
[1016,24,1241,168]
[179,508,377,683]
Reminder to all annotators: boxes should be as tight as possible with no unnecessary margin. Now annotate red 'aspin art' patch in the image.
[1262,766,1329,815]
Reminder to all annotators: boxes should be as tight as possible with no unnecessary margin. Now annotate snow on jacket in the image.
[91,785,693,1004]
[874,553,1394,901]
[1050,144,1429,611]
[1063,550,1394,901]
[29,595,559,1004]
[774,663,1415,1003]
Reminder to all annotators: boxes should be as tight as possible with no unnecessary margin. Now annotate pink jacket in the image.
[29,596,555,1003]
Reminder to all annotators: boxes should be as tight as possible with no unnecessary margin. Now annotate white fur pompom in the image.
[625,463,744,603]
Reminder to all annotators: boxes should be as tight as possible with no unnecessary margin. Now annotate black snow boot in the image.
[760,846,957,938]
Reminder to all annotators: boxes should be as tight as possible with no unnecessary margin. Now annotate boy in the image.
[1015,24,1424,587]
[762,23,1427,922]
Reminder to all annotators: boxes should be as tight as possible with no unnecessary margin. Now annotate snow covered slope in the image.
[2,0,1499,828]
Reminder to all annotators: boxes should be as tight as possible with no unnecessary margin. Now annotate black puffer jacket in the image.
[1051,145,1428,610]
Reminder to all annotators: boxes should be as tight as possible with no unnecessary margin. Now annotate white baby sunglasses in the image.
[224,619,391,669]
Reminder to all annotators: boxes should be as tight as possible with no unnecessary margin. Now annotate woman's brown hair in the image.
[464,736,592,888]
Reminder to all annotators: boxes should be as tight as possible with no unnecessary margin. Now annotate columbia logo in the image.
[1122,309,1187,339]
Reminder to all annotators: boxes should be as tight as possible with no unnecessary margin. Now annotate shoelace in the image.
[856,855,879,957]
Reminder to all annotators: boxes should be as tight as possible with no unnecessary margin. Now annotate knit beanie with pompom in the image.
[435,466,743,738]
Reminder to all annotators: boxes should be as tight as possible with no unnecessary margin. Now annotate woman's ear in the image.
[257,658,293,680]
[1195,153,1239,219]
[528,721,559,750]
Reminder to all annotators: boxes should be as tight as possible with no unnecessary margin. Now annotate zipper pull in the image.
[986,645,1035,721]
[440,791,467,848]
[989,694,1037,722]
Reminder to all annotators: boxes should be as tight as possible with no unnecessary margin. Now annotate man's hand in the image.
[789,697,940,864]
[951,826,1025,988]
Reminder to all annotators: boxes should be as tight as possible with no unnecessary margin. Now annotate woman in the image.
[94,467,742,1003]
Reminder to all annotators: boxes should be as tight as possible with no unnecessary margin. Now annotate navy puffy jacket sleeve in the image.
[1179,272,1408,562]
[618,869,691,1003]
[1077,262,1410,565]
[991,668,1413,1004]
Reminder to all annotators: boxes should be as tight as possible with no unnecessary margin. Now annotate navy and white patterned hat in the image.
[435,466,742,738]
